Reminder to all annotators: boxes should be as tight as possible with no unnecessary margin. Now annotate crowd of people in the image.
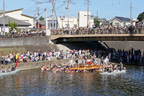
[108,48,144,64]
[50,25,144,35]
[1,48,144,65]
[0,30,46,39]
[40,62,126,74]
[1,66,16,73]
[0,25,143,39]
[2,48,143,73]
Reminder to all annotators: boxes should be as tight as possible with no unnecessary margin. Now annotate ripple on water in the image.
[0,65,144,96]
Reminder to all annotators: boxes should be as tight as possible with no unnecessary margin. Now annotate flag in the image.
[15,57,19,68]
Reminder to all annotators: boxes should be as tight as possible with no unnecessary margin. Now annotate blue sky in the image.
[0,0,143,19]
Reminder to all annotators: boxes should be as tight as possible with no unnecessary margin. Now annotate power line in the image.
[130,2,132,25]
[31,0,51,28]
[65,0,75,28]
[56,1,67,10]
[87,0,89,28]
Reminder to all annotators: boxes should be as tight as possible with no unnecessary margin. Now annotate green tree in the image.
[94,18,100,27]
[137,11,144,21]
[8,22,18,31]
[39,16,44,21]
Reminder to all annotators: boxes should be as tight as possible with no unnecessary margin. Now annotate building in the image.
[47,11,94,29]
[0,8,34,28]
[110,16,135,27]
[77,11,94,28]
[98,18,110,26]
[47,17,77,29]
[0,16,31,32]
[36,20,46,29]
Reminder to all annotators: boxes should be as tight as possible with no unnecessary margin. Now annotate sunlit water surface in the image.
[0,65,144,96]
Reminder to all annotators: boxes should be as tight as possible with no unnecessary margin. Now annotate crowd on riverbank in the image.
[1,48,144,65]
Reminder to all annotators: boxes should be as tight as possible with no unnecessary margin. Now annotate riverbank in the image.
[0,44,71,57]
[0,57,103,71]
[0,59,72,71]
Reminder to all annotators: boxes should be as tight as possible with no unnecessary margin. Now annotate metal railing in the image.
[51,27,144,35]
[0,27,144,39]
[0,33,46,39]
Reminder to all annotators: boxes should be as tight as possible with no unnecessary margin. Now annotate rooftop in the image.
[115,16,131,22]
[0,8,34,18]
[0,16,31,26]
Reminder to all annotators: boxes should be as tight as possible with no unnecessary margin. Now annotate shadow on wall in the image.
[59,41,107,50]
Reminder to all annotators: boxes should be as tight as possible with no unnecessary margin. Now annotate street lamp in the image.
[60,16,65,35]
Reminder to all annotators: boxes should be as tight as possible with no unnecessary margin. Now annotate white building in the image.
[47,17,77,29]
[111,16,135,27]
[77,11,94,28]
[0,8,34,28]
[47,11,94,29]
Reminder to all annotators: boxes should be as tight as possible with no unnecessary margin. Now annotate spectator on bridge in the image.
[128,26,134,34]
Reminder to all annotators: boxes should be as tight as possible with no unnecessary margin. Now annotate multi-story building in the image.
[47,11,94,30]
[77,11,94,28]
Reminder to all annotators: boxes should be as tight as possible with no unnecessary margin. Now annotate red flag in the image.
[15,57,19,68]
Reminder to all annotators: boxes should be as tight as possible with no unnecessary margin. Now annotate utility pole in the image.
[66,0,75,29]
[53,6,59,29]
[67,0,69,28]
[34,13,36,28]
[87,0,89,34]
[52,0,54,30]
[45,8,48,33]
[37,0,40,28]
[3,0,5,35]
[130,2,133,26]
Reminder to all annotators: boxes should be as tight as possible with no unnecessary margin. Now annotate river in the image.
[0,65,144,96]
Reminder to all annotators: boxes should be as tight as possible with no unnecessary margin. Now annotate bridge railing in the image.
[0,28,143,39]
[0,33,46,39]
[51,27,144,35]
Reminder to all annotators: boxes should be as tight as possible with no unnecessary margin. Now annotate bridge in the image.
[51,34,144,42]
[50,27,144,42]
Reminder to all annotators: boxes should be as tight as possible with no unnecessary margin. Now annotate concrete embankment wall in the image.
[60,41,144,51]
[102,41,144,51]
[1,36,144,51]
[0,36,50,47]
[0,59,71,71]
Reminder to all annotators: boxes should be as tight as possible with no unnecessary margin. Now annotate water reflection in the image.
[0,65,144,96]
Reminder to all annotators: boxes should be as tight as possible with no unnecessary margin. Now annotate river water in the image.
[0,65,144,96]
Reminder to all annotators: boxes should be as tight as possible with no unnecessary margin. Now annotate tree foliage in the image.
[94,18,100,27]
[8,22,18,31]
[39,16,44,21]
[137,11,144,21]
